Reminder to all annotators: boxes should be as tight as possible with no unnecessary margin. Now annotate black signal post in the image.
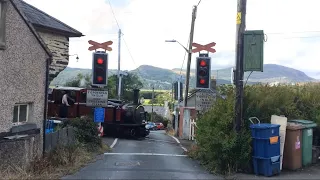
[195,55,211,89]
[173,81,183,101]
[92,51,108,86]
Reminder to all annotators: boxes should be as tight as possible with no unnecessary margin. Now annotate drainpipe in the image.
[43,57,51,156]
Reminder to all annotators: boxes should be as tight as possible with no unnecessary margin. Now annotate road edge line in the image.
[110,138,118,149]
[169,135,180,144]
[181,146,188,152]
[103,152,187,157]
[169,135,188,152]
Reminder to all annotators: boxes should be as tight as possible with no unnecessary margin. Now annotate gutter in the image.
[43,57,51,156]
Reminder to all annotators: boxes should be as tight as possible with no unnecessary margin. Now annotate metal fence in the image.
[44,126,76,152]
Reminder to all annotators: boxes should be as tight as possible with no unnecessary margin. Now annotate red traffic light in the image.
[97,76,103,82]
[199,79,206,85]
[200,60,207,67]
[97,58,104,65]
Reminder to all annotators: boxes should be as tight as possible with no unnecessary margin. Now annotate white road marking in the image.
[169,135,188,152]
[169,135,181,144]
[110,138,118,149]
[145,138,177,144]
[181,146,188,152]
[104,152,187,157]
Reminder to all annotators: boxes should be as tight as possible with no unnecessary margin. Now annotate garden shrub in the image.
[194,83,320,175]
[64,116,102,151]
[195,89,251,175]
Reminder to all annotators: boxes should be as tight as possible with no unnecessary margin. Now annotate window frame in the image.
[0,0,8,50]
[13,103,30,126]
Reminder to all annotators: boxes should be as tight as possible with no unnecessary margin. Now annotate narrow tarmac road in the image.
[63,130,221,179]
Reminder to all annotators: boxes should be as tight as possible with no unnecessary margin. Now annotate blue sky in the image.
[24,0,320,78]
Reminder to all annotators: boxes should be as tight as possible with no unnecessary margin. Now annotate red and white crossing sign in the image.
[192,42,216,53]
[88,40,113,51]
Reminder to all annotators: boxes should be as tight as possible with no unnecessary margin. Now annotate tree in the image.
[147,91,172,106]
[108,72,143,101]
[106,75,117,99]
[65,73,92,88]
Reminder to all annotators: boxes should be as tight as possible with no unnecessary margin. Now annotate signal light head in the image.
[200,60,207,67]
[97,58,104,65]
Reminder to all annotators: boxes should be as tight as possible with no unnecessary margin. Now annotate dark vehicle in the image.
[48,87,149,138]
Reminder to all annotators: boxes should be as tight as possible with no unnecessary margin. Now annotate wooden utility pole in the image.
[184,5,197,107]
[234,0,247,132]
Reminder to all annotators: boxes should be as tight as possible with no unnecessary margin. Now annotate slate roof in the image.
[10,0,52,57]
[19,0,83,37]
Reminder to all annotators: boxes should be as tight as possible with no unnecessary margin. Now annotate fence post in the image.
[191,119,195,141]
[189,118,192,140]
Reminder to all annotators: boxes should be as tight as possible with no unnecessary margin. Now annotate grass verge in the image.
[165,128,175,136]
[0,143,110,180]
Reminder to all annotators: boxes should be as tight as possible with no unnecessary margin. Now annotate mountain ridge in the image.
[51,64,316,90]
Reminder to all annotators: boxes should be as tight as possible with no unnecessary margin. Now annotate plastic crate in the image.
[252,136,280,158]
[45,120,54,134]
[250,123,280,138]
[253,155,281,177]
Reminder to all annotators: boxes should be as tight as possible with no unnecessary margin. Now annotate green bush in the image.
[195,90,251,175]
[64,116,102,151]
[194,83,320,175]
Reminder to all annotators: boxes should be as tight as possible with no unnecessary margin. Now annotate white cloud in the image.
[24,0,320,77]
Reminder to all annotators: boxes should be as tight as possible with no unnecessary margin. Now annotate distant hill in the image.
[51,64,315,90]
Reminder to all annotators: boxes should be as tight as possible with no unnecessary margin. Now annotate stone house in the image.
[0,0,83,169]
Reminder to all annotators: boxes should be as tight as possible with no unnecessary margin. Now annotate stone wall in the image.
[38,31,69,82]
[0,133,40,171]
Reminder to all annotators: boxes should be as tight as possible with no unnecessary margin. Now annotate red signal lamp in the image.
[200,60,207,67]
[199,79,206,85]
[97,76,103,82]
[97,58,104,65]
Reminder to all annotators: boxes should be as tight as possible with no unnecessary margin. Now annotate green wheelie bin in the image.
[288,120,317,166]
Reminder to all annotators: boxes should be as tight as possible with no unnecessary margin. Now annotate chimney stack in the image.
[133,89,140,105]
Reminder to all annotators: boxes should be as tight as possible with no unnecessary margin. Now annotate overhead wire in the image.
[267,30,320,35]
[107,0,121,31]
[122,38,143,75]
[178,39,190,78]
[107,0,143,77]
[197,0,202,6]
[178,0,203,80]
[263,31,320,40]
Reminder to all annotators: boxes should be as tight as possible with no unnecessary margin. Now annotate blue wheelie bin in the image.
[249,117,281,177]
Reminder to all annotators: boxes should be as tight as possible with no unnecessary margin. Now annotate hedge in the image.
[193,83,320,175]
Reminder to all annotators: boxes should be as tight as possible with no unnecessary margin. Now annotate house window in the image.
[0,0,8,50]
[13,104,30,125]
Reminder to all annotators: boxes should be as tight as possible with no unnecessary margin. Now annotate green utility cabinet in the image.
[288,120,317,166]
[243,30,264,72]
